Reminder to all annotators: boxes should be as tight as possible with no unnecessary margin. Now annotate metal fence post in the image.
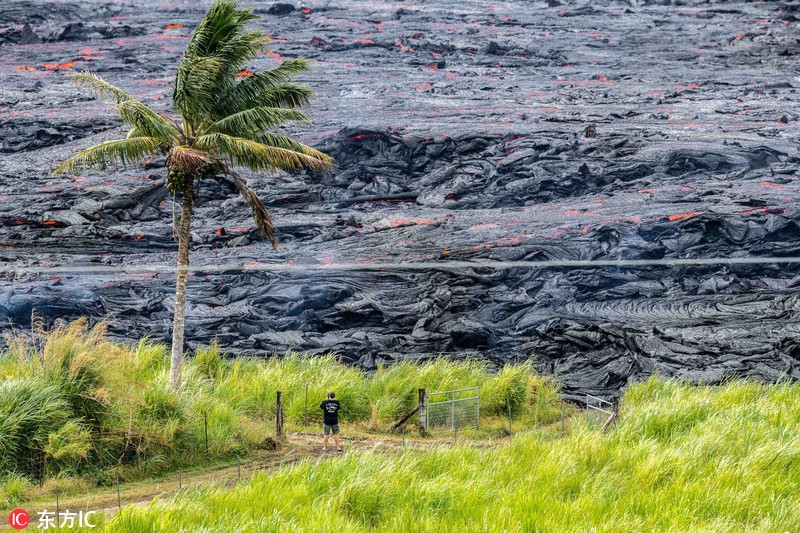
[237,457,241,482]
[204,411,209,454]
[476,387,481,429]
[116,474,121,510]
[304,383,309,426]
[561,401,565,434]
[586,394,589,426]
[418,388,427,433]
[402,427,405,449]
[451,391,455,431]
[55,484,59,525]
[178,466,182,490]
[508,401,512,434]
[276,391,284,437]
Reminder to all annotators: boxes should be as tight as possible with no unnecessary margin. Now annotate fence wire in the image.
[426,387,480,432]
[7,255,800,276]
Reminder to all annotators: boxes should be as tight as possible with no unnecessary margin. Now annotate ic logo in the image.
[9,509,29,530]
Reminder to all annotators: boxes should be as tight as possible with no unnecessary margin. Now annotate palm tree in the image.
[54,0,334,390]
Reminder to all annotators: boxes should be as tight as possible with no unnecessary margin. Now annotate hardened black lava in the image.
[2,0,800,399]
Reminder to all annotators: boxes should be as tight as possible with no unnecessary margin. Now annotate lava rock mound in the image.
[2,0,800,398]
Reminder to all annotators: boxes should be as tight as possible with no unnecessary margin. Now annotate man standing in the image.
[320,392,342,452]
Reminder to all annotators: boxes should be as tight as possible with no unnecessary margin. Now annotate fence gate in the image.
[585,394,614,427]
[426,387,480,432]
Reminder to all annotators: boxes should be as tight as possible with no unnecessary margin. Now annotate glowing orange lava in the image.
[668,212,700,222]
[39,62,75,70]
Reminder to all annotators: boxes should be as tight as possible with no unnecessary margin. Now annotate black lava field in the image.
[2,0,800,398]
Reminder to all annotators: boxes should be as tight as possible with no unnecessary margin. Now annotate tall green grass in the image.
[0,320,558,493]
[105,378,800,533]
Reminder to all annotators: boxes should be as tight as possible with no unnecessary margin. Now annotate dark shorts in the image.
[323,424,339,435]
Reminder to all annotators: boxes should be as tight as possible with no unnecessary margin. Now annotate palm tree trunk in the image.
[170,174,195,390]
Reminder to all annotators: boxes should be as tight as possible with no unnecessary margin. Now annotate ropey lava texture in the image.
[2,0,800,398]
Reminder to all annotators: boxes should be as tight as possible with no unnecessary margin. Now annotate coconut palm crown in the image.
[54,0,335,390]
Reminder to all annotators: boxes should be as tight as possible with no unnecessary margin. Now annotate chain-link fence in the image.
[426,387,480,432]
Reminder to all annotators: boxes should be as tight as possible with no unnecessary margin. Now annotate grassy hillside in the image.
[102,378,800,533]
[0,319,560,506]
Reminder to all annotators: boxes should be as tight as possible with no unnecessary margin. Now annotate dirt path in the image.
[0,430,444,530]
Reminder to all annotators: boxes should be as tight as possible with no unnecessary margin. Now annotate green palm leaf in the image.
[117,100,180,143]
[208,107,310,137]
[54,137,165,174]
[214,59,311,118]
[70,71,179,144]
[254,83,315,109]
[70,71,136,104]
[194,133,333,172]
[174,56,225,127]
[252,133,331,161]
[175,0,268,128]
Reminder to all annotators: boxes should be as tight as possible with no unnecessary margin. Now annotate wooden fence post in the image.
[276,391,284,437]
[418,388,427,434]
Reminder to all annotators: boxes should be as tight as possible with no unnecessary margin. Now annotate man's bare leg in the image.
[334,434,341,451]
[323,434,329,451]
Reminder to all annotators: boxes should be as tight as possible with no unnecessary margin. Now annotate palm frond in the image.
[70,71,136,104]
[174,56,224,127]
[208,107,310,137]
[70,71,179,144]
[214,59,311,118]
[54,137,164,175]
[184,1,259,60]
[252,133,333,162]
[117,100,180,143]
[194,133,334,173]
[175,0,269,128]
[227,172,278,248]
[254,83,315,109]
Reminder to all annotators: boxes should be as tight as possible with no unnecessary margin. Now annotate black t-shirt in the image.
[320,399,340,425]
